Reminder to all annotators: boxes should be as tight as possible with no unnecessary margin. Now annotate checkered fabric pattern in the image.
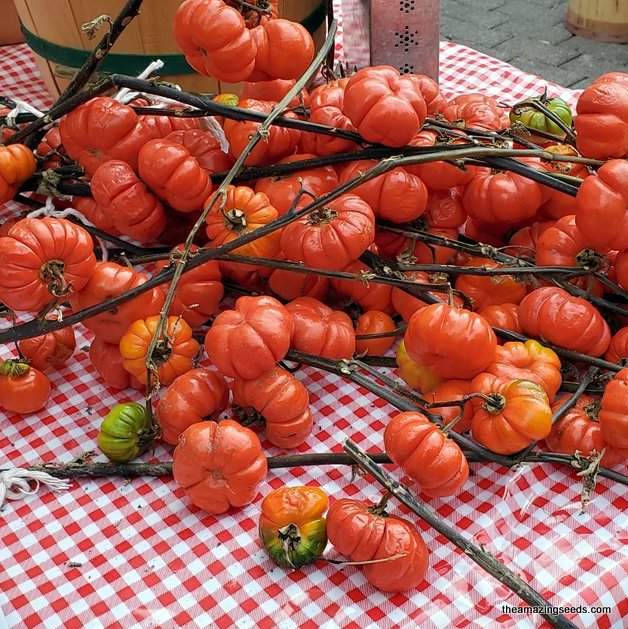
[0,12,626,629]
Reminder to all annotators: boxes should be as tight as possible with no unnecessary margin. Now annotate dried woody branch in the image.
[343,440,578,629]
[1,143,592,344]
[60,0,146,103]
[286,349,628,485]
[141,21,340,427]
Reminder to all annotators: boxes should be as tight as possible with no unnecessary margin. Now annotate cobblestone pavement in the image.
[441,0,628,88]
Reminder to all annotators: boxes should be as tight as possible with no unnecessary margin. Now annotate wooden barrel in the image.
[12,0,327,97]
[566,0,628,42]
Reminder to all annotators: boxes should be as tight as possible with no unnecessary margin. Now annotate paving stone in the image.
[441,0,509,29]
[498,23,574,45]
[442,22,512,50]
[506,57,589,88]
[490,37,582,67]
[560,53,628,84]
[491,1,566,26]
[441,0,628,87]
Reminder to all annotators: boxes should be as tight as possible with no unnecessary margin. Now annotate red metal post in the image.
[341,0,440,81]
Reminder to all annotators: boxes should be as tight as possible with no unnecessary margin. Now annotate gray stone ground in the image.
[441,0,628,88]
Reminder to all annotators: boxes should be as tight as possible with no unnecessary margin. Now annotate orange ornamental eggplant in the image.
[518,287,611,357]
[391,271,430,322]
[251,18,315,81]
[73,196,119,236]
[138,138,213,213]
[232,366,313,448]
[546,394,627,468]
[342,66,428,147]
[575,160,628,252]
[205,184,281,280]
[478,303,522,335]
[428,380,473,433]
[36,127,64,169]
[396,340,442,394]
[280,194,375,271]
[412,74,446,114]
[326,498,429,592]
[90,160,166,242]
[0,217,96,313]
[575,74,628,159]
[486,340,561,402]
[404,303,497,380]
[17,324,76,371]
[0,144,36,204]
[174,0,257,82]
[463,162,545,224]
[137,112,200,138]
[454,258,527,311]
[89,337,144,391]
[204,295,293,380]
[223,99,301,166]
[71,261,165,344]
[59,97,155,175]
[464,217,508,248]
[267,267,329,302]
[384,411,469,497]
[331,260,393,313]
[441,93,509,131]
[338,161,428,223]
[355,310,396,356]
[285,297,356,359]
[470,374,553,455]
[425,188,467,229]
[599,368,628,449]
[119,316,200,386]
[407,130,475,189]
[173,419,268,514]
[156,368,229,446]
[166,128,234,174]
[255,153,339,215]
[537,214,601,268]
[154,244,223,328]
[508,220,556,261]
[605,327,628,365]
[259,485,328,569]
[540,145,588,219]
[300,78,359,156]
[0,359,51,415]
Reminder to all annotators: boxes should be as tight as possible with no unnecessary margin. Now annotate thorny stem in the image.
[343,440,578,629]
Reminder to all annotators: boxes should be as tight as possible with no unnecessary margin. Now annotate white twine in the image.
[5,98,45,127]
[27,198,109,262]
[0,468,70,508]
[201,115,230,154]
[115,59,165,103]
[501,463,529,501]
[111,59,230,153]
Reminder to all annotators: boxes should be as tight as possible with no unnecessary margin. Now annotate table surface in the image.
[0,20,627,629]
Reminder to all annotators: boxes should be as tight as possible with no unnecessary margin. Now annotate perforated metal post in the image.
[341,0,440,81]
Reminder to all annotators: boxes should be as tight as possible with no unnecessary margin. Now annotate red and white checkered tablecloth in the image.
[1,14,627,629]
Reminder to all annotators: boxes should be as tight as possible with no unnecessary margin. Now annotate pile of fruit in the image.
[0,0,627,595]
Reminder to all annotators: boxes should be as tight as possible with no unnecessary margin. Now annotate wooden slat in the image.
[70,0,143,52]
